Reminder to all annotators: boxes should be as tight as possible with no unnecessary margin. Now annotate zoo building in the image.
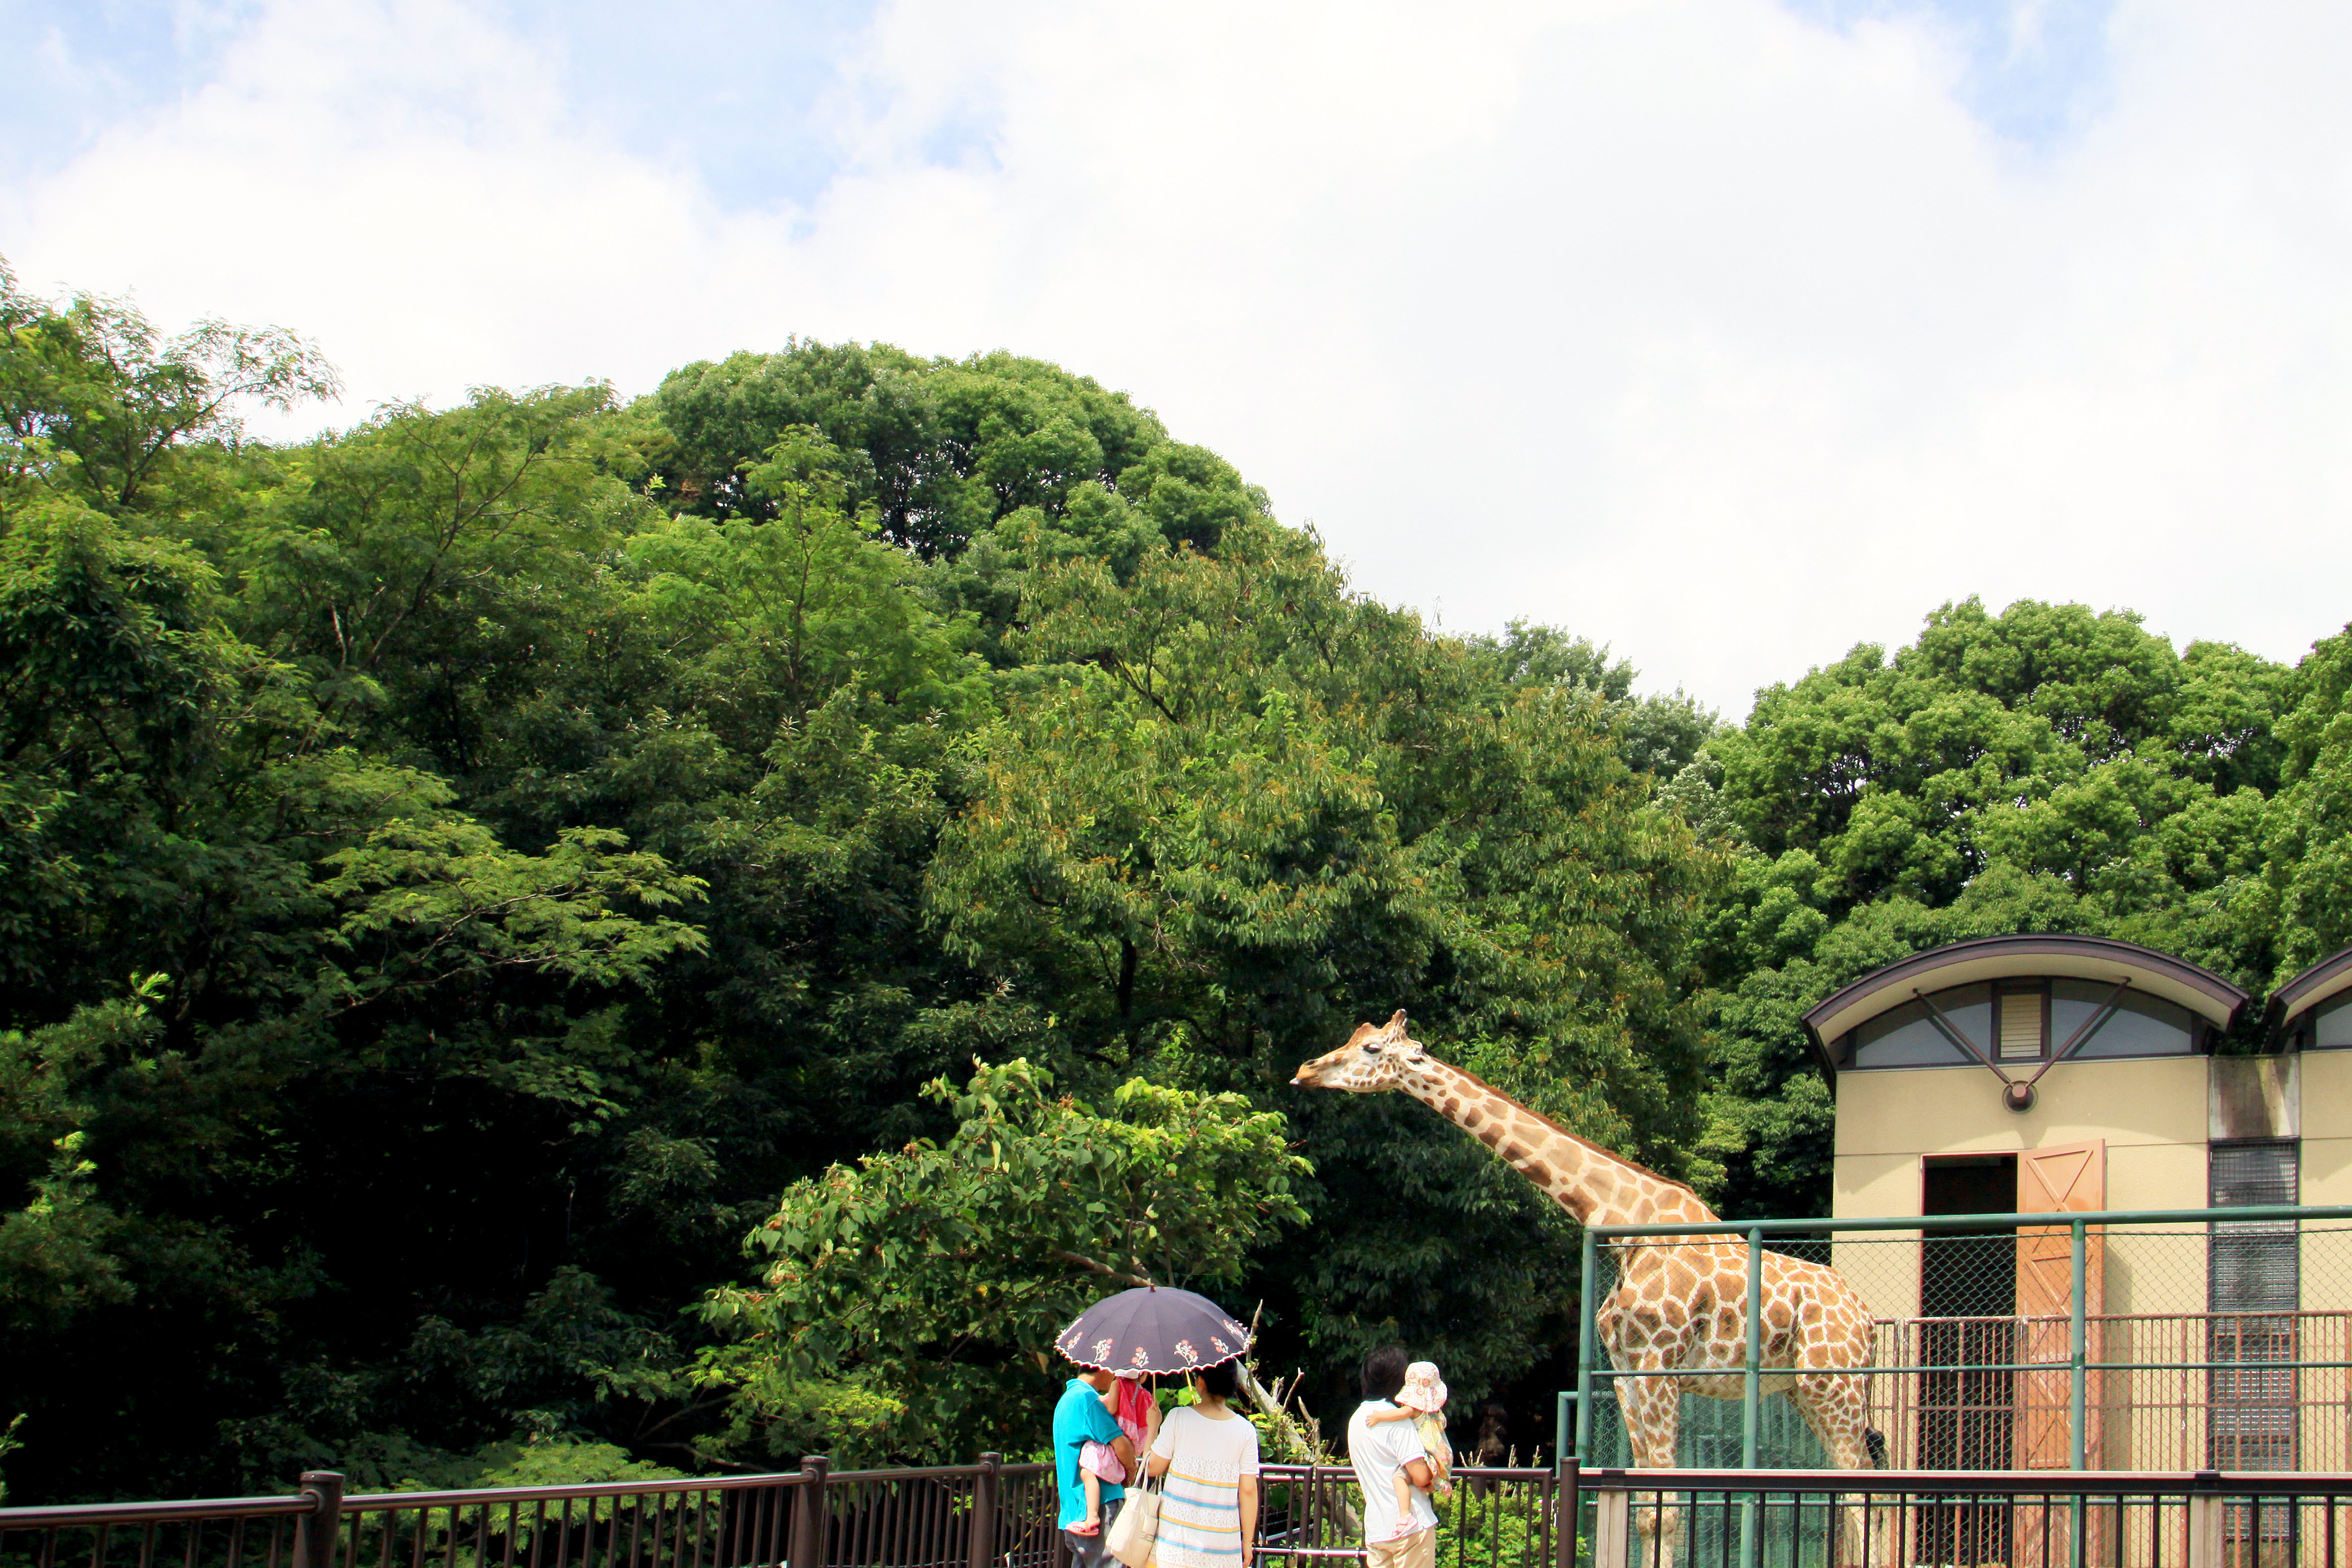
[1576,933,2352,1564]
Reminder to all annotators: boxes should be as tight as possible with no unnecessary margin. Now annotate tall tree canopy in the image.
[10,259,2352,1505]
[1684,599,2311,1218]
[0,264,1724,1503]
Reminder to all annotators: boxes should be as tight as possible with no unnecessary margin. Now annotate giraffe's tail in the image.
[1862,1427,1887,1470]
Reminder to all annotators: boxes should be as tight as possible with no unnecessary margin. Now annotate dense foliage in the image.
[1686,601,2339,1217]
[703,1061,1307,1465]
[0,264,1715,1500]
[4,260,2350,1503]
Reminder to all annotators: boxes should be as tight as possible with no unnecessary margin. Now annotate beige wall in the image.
[1832,1057,2211,1322]
[2303,1049,2352,1205]
[1831,1052,2352,1470]
[1833,1055,2208,1214]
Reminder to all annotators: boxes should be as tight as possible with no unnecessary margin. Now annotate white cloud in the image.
[5,0,2351,715]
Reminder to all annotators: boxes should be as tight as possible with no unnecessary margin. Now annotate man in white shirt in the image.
[1347,1346,1437,1568]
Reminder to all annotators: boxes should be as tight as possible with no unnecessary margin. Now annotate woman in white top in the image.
[1144,1358,1262,1568]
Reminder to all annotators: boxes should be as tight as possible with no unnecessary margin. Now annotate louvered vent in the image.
[1998,989,2042,1060]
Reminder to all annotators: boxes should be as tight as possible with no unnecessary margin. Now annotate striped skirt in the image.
[1152,1470,1244,1568]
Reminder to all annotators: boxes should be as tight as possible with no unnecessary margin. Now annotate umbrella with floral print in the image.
[1053,1286,1253,1374]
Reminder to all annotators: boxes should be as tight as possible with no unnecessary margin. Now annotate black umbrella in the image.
[1054,1287,1254,1374]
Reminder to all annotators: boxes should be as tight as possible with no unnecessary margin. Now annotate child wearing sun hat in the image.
[1364,1361,1455,1537]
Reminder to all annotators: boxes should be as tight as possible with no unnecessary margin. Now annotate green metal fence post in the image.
[2069,1217,2088,1568]
[2069,1217,2087,1470]
[1576,1228,1598,1463]
[1741,1227,1764,1462]
[1740,1227,1763,1568]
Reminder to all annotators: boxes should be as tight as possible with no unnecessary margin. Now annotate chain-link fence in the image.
[1259,1464,1566,1568]
[1572,1206,2352,1565]
[1577,1468,2352,1568]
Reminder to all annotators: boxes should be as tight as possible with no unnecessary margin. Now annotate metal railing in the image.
[0,1458,1059,1568]
[1258,1464,1566,1568]
[1573,1206,2352,1472]
[12,1444,2352,1568]
[0,1482,321,1568]
[1270,1456,2352,1568]
[1570,1463,2352,1568]
[0,1460,1567,1568]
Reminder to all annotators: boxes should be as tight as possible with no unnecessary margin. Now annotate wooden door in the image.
[2016,1140,2105,1466]
[2016,1142,2106,1567]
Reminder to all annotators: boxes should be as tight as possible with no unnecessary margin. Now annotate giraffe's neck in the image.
[1397,1059,1717,1229]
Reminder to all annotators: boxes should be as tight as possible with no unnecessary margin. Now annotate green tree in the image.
[703,1059,1307,1464]
[0,270,722,1500]
[0,258,336,518]
[2251,624,2352,980]
[1689,598,2290,1218]
[929,519,1722,1409]
[650,344,1169,559]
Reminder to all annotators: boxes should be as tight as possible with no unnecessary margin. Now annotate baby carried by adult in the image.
[1361,1361,1454,1536]
[1070,1372,1160,1536]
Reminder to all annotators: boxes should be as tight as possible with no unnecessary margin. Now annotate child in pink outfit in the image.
[1069,1373,1159,1536]
[1364,1361,1455,1539]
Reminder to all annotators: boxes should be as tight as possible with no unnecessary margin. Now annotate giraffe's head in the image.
[1290,1010,1427,1091]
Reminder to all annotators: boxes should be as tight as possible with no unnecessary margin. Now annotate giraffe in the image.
[1293,1011,1882,1568]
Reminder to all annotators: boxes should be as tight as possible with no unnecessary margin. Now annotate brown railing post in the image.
[1555,1455,1578,1568]
[792,1457,830,1568]
[295,1472,344,1568]
[968,1454,1001,1568]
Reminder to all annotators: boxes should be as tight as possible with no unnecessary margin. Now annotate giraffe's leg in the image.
[1790,1373,1875,1568]
[1616,1362,1685,1568]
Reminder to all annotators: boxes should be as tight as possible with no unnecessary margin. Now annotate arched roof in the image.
[1801,934,2252,1078]
[2274,946,2352,1031]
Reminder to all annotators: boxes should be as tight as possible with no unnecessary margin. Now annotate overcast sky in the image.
[4,0,2346,717]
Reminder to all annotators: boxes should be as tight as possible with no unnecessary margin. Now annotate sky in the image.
[3,0,2347,718]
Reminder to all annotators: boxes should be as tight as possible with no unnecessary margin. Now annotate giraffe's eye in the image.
[1361,1042,1383,1056]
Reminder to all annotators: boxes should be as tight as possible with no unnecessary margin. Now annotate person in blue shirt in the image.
[1056,1367,1136,1568]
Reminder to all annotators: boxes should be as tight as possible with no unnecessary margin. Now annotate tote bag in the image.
[1106,1472,1160,1568]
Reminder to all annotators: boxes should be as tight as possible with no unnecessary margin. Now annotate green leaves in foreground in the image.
[702,1059,1308,1464]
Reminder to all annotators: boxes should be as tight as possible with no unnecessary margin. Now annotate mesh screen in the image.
[2211,1140,2299,1210]
[2209,1141,2300,1488]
